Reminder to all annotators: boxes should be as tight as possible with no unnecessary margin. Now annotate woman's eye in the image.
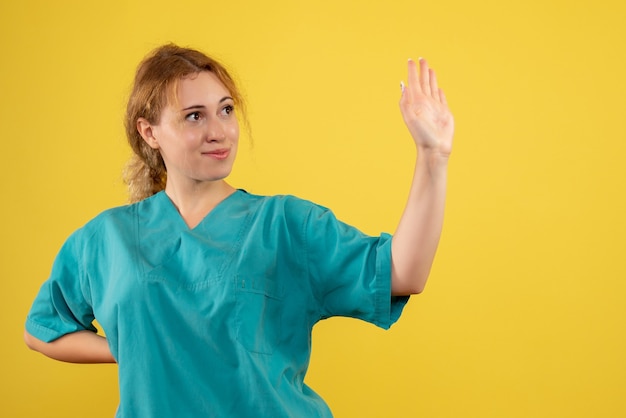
[186,111,201,121]
[221,105,234,116]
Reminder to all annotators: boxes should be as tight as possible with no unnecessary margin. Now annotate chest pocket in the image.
[235,275,283,355]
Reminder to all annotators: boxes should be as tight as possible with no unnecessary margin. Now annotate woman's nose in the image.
[205,119,226,142]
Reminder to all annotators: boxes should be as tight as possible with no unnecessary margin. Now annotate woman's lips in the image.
[203,149,230,160]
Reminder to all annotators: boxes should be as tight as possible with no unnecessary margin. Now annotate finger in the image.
[407,58,420,95]
[429,68,439,102]
[419,58,431,96]
[399,80,407,106]
[439,88,448,108]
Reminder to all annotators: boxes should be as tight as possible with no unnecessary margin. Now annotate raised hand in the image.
[399,58,454,157]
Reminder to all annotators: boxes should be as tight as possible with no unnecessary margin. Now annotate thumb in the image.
[399,80,409,107]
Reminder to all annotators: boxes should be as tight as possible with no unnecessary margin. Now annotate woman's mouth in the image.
[203,149,230,160]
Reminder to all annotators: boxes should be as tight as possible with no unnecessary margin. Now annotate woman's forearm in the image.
[24,329,115,364]
[391,150,448,295]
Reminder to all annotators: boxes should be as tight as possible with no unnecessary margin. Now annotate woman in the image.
[24,44,454,417]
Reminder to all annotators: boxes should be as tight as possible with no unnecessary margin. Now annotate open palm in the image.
[400,58,454,157]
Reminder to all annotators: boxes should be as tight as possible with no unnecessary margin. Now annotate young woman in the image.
[24,44,454,417]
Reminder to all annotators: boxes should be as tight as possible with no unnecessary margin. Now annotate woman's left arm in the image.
[391,58,455,296]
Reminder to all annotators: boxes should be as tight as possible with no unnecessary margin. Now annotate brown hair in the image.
[123,43,247,202]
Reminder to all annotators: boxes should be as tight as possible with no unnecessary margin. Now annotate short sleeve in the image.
[305,204,409,329]
[25,229,97,343]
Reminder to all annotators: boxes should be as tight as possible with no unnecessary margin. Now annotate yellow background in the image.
[2,0,625,416]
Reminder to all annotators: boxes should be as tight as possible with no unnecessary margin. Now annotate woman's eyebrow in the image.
[181,96,234,111]
[182,105,205,111]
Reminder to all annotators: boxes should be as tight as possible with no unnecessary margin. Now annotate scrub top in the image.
[26,190,409,417]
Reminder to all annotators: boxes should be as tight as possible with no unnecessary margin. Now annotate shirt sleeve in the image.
[25,229,97,343]
[304,203,409,330]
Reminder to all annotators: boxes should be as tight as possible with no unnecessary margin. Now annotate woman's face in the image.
[141,71,239,187]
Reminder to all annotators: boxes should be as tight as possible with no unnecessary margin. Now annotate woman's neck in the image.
[164,180,236,229]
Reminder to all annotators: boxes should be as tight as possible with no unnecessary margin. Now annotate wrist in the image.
[417,147,450,171]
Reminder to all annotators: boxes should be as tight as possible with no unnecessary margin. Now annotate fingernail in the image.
[400,81,405,93]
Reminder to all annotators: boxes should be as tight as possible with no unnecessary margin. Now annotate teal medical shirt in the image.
[26,190,408,417]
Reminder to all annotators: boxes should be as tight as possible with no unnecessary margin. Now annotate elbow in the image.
[405,281,426,295]
[391,282,425,296]
[411,271,431,294]
[24,329,36,350]
[410,282,426,295]
[391,261,432,295]
[391,274,428,296]
[24,329,42,352]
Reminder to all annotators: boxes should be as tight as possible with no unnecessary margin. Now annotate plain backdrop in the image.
[2,0,625,416]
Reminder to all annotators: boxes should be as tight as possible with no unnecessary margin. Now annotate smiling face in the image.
[138,71,240,188]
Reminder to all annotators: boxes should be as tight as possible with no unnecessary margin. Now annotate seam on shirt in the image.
[374,235,391,329]
[302,204,323,324]
[77,224,95,309]
[374,233,409,330]
[135,199,146,277]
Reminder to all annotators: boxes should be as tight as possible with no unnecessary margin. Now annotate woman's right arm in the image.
[24,329,115,364]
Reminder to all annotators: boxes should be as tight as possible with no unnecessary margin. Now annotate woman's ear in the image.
[137,118,160,149]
